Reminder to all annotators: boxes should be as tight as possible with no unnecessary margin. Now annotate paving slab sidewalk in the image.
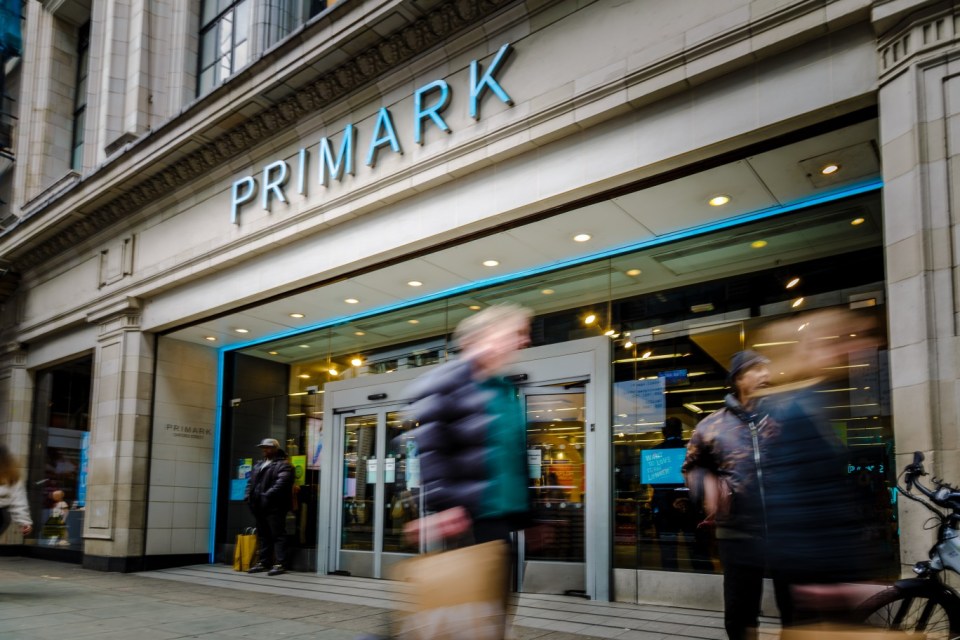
[0,557,773,640]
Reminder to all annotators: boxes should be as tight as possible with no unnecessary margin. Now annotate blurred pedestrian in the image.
[402,303,534,639]
[0,442,33,537]
[751,309,885,622]
[244,438,294,576]
[682,350,789,640]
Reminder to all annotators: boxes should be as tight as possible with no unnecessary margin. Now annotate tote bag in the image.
[391,539,508,640]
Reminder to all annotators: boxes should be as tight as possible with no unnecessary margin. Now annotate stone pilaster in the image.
[0,342,31,544]
[874,0,960,574]
[82,297,154,569]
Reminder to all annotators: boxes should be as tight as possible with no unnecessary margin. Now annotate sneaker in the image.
[247,563,267,574]
[267,564,285,576]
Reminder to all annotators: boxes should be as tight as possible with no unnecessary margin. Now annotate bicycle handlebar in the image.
[902,451,960,514]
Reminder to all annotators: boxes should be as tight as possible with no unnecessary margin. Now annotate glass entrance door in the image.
[519,384,587,594]
[337,405,417,578]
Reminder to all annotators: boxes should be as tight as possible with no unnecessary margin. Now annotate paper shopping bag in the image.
[390,540,508,640]
[232,528,257,572]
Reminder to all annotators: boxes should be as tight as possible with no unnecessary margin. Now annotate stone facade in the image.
[0,0,954,598]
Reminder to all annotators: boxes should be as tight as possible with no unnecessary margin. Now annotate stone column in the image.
[874,0,960,574]
[83,297,154,570]
[0,342,31,544]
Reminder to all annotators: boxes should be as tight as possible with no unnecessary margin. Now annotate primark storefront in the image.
[0,0,949,610]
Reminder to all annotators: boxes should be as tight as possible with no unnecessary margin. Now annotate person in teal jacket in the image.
[405,303,534,543]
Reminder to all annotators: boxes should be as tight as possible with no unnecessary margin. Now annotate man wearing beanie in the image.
[681,350,784,640]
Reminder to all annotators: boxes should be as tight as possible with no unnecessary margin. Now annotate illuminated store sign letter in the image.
[231,176,257,224]
[229,43,516,224]
[366,107,402,167]
[262,160,289,211]
[413,80,451,145]
[296,147,307,195]
[470,43,513,120]
[319,124,355,186]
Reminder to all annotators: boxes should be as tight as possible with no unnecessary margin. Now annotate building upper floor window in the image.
[198,0,250,96]
[70,21,89,172]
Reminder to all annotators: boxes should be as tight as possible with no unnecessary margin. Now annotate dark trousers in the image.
[252,510,287,567]
[718,540,795,640]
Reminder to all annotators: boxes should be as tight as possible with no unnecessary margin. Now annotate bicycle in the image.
[856,451,960,639]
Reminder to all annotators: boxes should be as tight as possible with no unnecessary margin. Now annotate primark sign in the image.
[230,43,514,224]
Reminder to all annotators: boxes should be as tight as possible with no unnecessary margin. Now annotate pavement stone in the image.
[0,556,742,639]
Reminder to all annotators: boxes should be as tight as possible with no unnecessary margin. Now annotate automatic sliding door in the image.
[337,406,413,578]
[520,386,587,594]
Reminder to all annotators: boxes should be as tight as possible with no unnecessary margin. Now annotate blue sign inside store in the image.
[230,43,515,224]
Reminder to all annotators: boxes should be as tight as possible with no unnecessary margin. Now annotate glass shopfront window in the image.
[27,356,93,555]
[217,170,897,580]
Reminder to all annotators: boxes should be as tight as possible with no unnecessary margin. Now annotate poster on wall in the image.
[307,417,323,470]
[290,455,306,486]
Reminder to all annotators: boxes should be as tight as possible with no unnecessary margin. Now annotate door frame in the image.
[333,403,410,579]
[317,336,612,600]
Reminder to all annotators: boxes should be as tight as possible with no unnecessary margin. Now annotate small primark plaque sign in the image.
[160,422,213,445]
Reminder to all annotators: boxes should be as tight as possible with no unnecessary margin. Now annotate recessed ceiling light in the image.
[623,340,634,349]
[482,260,499,267]
[268,351,278,355]
[299,344,310,349]
[820,163,840,175]
[541,289,554,295]
[573,233,591,242]
[652,328,661,334]
[204,336,217,341]
[328,368,339,376]
[235,328,249,334]
[604,329,615,336]
[354,331,365,336]
[345,298,359,304]
[469,305,482,310]
[709,195,731,206]
[641,351,652,359]
[786,277,800,289]
[584,314,597,325]
[792,297,804,308]
[350,358,363,367]
[298,374,310,379]
[751,240,768,249]
[851,217,865,226]
[625,269,642,277]
[408,319,420,324]
[407,281,423,287]
[289,313,305,319]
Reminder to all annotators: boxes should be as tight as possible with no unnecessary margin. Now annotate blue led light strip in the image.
[206,177,882,558]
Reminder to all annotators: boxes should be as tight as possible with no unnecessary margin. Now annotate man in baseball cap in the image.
[682,350,774,640]
[244,437,293,575]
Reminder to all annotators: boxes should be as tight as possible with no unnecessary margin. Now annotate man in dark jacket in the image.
[244,438,294,576]
[682,350,783,640]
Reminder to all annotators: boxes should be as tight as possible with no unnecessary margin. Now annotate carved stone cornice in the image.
[9,0,519,272]
[874,1,957,82]
[87,296,142,340]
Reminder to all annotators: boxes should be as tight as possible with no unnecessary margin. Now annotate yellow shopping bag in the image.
[232,528,257,572]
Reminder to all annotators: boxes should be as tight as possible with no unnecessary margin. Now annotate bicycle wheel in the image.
[857,586,960,639]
